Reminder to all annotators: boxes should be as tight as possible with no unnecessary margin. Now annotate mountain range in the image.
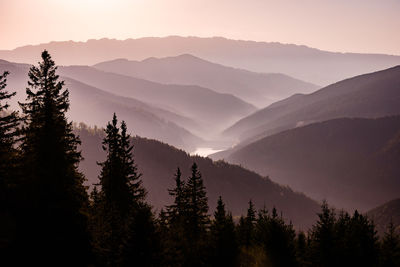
[222,65,400,147]
[57,65,256,137]
[224,116,400,212]
[0,59,202,150]
[1,36,400,85]
[94,54,318,107]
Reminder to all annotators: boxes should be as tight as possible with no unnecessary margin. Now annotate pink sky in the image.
[1,0,399,55]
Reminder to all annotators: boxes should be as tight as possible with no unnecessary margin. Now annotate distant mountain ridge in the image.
[94,54,319,107]
[367,198,400,236]
[225,116,400,212]
[0,59,202,151]
[223,65,400,145]
[1,36,400,85]
[57,65,256,137]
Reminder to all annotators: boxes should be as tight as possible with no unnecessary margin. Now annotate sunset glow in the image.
[1,0,399,54]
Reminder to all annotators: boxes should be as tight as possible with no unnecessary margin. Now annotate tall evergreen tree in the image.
[237,200,256,248]
[18,50,91,264]
[309,201,336,267]
[380,220,400,267]
[0,70,20,256]
[344,210,379,266]
[0,70,19,198]
[185,162,209,238]
[296,231,309,266]
[167,168,186,224]
[0,71,19,179]
[184,162,210,267]
[92,113,159,266]
[120,120,145,202]
[255,207,298,267]
[161,168,188,267]
[210,196,238,267]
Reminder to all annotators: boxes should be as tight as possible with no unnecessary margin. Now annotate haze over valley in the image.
[2,1,400,265]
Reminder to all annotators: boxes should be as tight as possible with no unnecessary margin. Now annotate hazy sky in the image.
[1,0,399,55]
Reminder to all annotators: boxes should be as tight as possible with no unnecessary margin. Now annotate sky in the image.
[1,0,399,55]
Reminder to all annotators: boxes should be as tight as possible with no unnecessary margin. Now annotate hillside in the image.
[75,125,320,230]
[367,199,400,237]
[1,37,400,85]
[224,65,400,144]
[94,54,318,107]
[226,117,400,211]
[0,59,202,150]
[58,65,256,136]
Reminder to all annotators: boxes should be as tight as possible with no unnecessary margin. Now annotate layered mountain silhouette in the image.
[75,124,320,229]
[1,36,400,85]
[223,65,400,145]
[57,65,256,137]
[225,116,400,212]
[0,59,202,150]
[94,54,318,107]
[367,198,400,236]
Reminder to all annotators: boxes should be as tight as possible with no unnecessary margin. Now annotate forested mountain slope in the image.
[226,117,400,211]
[75,125,320,229]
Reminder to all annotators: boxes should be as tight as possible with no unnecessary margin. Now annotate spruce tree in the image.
[161,168,188,267]
[93,113,159,266]
[345,210,379,266]
[0,71,19,177]
[184,162,210,266]
[0,70,20,256]
[167,167,186,224]
[210,196,238,267]
[296,231,309,266]
[255,207,298,267]
[380,220,400,267]
[0,70,19,200]
[309,201,336,267]
[237,200,256,248]
[120,121,145,202]
[185,162,209,237]
[18,50,91,264]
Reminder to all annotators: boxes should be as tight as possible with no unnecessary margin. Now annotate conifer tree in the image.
[120,121,145,202]
[0,71,19,200]
[237,200,256,248]
[309,201,336,267]
[0,71,19,171]
[296,231,309,266]
[185,162,209,237]
[92,113,159,266]
[345,210,379,266]
[93,113,133,264]
[380,220,400,267]
[210,196,238,267]
[167,167,186,224]
[18,50,91,264]
[161,168,188,267]
[255,207,298,267]
[0,70,20,255]
[183,162,210,266]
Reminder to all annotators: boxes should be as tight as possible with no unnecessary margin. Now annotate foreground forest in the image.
[1,51,400,266]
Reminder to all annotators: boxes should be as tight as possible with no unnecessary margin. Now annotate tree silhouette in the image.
[91,113,159,266]
[380,219,400,267]
[210,196,238,267]
[18,50,91,264]
[0,70,20,256]
[238,200,256,248]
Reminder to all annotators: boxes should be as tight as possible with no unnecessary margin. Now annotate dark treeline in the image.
[1,51,400,266]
